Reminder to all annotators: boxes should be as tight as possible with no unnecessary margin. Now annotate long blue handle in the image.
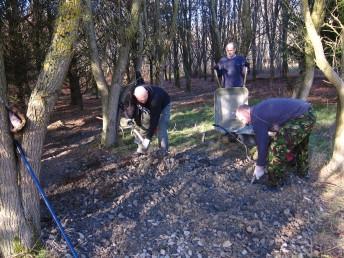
[14,140,78,258]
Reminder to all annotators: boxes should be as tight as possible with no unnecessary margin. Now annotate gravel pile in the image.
[41,147,324,257]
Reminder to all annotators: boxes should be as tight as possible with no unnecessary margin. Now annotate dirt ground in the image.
[40,74,343,258]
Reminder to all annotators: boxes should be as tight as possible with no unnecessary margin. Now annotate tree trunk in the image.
[0,33,32,258]
[84,0,110,145]
[302,0,344,173]
[180,0,192,92]
[105,45,130,147]
[293,0,325,99]
[263,0,281,81]
[208,0,222,63]
[251,0,259,80]
[239,0,252,56]
[68,56,83,109]
[280,0,289,79]
[133,10,144,72]
[0,1,81,256]
[85,0,142,147]
[173,38,181,88]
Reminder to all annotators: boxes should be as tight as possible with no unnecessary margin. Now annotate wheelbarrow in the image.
[213,87,256,148]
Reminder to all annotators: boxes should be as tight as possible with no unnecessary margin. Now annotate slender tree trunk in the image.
[251,0,258,80]
[0,1,81,256]
[85,0,142,147]
[84,0,110,144]
[106,45,130,147]
[208,0,222,63]
[133,11,144,72]
[173,39,180,88]
[201,2,208,81]
[68,57,83,109]
[293,0,325,99]
[280,0,289,78]
[240,0,252,56]
[180,0,192,92]
[263,0,281,81]
[302,0,344,173]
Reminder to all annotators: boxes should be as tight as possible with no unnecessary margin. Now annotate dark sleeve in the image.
[147,98,163,139]
[214,59,223,77]
[253,122,270,167]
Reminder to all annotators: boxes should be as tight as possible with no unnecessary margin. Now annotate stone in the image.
[222,240,232,248]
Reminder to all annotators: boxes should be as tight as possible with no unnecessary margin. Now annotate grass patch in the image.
[169,103,214,148]
[114,99,336,162]
[310,103,336,165]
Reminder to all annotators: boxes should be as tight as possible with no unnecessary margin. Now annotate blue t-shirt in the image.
[216,55,247,88]
[251,98,311,166]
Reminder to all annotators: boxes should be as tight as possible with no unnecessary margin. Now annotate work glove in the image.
[251,165,265,184]
[142,138,150,149]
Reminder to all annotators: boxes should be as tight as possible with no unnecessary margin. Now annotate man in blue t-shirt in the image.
[236,98,316,186]
[214,42,249,88]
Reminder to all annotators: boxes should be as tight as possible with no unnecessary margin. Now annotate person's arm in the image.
[147,99,162,139]
[214,60,224,88]
[214,62,223,78]
[253,123,270,167]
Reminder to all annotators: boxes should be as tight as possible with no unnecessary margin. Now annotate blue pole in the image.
[14,140,78,258]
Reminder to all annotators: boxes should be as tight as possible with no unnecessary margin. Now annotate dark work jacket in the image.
[122,85,170,139]
[251,98,311,167]
[138,85,170,139]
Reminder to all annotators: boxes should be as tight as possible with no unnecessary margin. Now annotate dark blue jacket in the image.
[251,98,311,166]
[215,55,248,88]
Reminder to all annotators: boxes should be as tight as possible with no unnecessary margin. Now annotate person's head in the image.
[225,42,236,58]
[236,104,251,124]
[134,86,149,104]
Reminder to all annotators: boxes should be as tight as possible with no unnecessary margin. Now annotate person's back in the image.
[252,98,311,127]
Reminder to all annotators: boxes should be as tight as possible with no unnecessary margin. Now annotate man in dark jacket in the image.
[236,98,316,186]
[214,42,249,88]
[125,85,171,154]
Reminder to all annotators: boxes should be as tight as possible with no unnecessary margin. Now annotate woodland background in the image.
[0,0,344,257]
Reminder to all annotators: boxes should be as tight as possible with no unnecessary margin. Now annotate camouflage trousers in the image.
[267,110,316,186]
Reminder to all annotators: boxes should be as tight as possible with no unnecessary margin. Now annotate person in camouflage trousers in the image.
[267,110,316,185]
[236,98,316,186]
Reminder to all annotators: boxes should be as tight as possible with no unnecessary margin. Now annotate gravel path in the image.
[41,140,323,257]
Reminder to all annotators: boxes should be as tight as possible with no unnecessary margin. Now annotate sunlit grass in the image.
[169,104,214,148]
[114,99,336,163]
[310,103,336,163]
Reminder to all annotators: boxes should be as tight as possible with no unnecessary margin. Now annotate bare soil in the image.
[40,75,343,258]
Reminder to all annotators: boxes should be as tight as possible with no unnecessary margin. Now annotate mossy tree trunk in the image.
[0,0,81,256]
[302,0,344,173]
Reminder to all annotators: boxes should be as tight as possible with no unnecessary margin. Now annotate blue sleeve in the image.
[253,122,270,167]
